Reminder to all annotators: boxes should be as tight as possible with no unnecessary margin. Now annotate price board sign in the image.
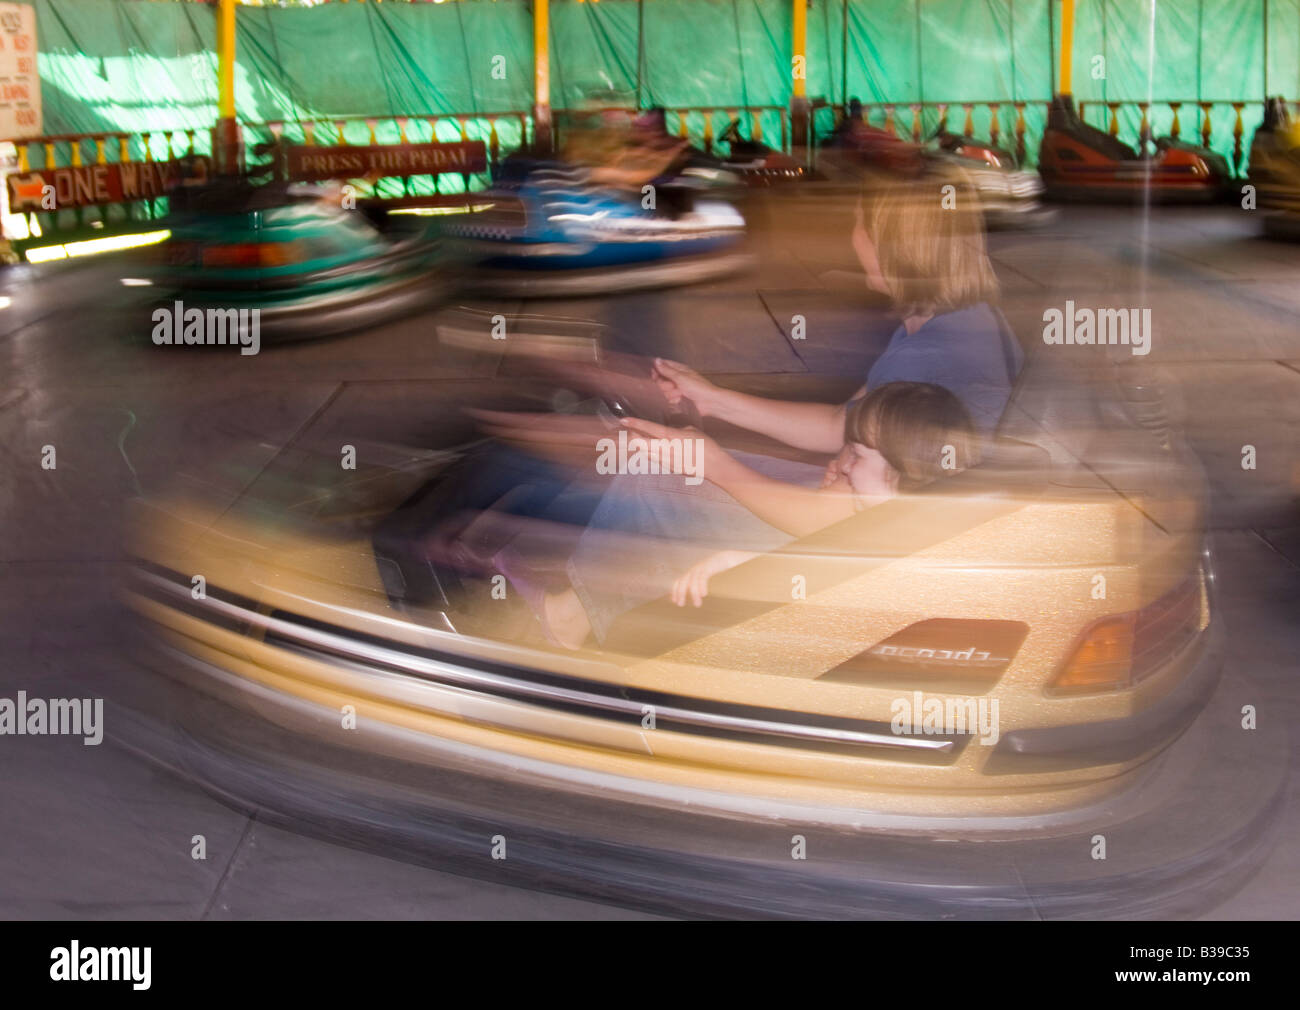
[0,3,40,139]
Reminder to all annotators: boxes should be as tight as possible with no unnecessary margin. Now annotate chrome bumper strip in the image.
[133,568,955,755]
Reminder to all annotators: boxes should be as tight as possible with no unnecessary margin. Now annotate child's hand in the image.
[619,417,719,478]
[820,444,855,489]
[671,550,755,608]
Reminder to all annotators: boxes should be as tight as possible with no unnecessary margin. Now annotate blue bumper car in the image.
[444,163,751,296]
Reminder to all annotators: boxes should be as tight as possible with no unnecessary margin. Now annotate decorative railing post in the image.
[962,103,974,136]
[936,102,949,134]
[457,117,470,194]
[988,103,1001,148]
[265,122,284,179]
[1231,102,1245,173]
[884,104,896,137]
[1168,102,1181,139]
[1199,102,1213,148]
[910,104,922,142]
[1137,102,1151,153]
[1106,102,1121,136]
[1014,102,1026,162]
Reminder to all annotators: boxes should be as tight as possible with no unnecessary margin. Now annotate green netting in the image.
[550,0,639,107]
[29,0,216,139]
[12,0,1282,171]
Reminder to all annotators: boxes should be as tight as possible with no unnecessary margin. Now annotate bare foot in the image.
[542,588,592,650]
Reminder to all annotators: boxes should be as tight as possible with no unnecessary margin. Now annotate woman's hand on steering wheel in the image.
[652,358,718,416]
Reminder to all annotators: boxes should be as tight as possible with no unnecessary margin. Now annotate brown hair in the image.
[858,167,1000,317]
[845,381,978,490]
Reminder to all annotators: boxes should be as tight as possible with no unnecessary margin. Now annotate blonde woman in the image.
[655,171,1020,468]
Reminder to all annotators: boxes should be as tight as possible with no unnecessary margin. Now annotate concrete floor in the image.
[0,199,1296,919]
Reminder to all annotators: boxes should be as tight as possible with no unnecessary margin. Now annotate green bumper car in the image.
[152,179,451,343]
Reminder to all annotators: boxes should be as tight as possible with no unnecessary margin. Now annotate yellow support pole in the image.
[792,0,807,101]
[533,0,551,149]
[214,0,242,173]
[790,0,809,165]
[217,0,236,121]
[1060,0,1075,96]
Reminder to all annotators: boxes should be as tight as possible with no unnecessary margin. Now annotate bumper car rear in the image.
[115,590,1283,919]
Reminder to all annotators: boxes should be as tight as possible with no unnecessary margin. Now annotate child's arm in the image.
[619,418,864,538]
[671,550,758,608]
[705,450,879,537]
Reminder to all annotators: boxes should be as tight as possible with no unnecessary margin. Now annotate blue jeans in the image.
[452,444,604,528]
[566,451,824,643]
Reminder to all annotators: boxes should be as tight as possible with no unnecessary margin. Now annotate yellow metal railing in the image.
[11,129,201,174]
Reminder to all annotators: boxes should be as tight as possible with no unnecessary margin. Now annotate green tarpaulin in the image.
[14,0,1291,169]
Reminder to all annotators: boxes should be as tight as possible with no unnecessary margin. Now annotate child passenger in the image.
[499,381,978,648]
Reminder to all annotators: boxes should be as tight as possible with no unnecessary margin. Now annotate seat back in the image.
[1047,95,1138,162]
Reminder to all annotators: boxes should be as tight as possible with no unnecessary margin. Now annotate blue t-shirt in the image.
[863,303,1023,439]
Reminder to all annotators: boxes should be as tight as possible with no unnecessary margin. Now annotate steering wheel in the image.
[586,386,699,430]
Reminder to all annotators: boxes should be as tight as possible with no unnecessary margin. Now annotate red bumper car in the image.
[1038,95,1232,203]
